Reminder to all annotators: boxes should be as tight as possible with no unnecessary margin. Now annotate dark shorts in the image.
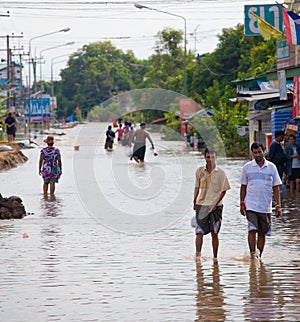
[44,178,59,184]
[132,143,146,161]
[7,127,15,135]
[246,210,271,236]
[104,139,113,149]
[195,205,223,235]
[289,168,300,180]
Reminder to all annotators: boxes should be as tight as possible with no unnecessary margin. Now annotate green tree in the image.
[58,41,147,118]
[204,83,249,156]
[189,23,267,99]
[142,28,185,93]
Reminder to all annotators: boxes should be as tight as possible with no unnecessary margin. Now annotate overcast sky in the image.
[0,0,275,82]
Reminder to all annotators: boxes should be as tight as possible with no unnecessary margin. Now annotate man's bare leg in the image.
[195,234,203,257]
[248,230,257,259]
[211,232,219,259]
[257,233,266,258]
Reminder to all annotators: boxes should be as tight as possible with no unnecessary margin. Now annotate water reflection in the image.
[40,215,64,290]
[274,191,300,255]
[244,261,281,321]
[282,190,300,213]
[195,260,225,321]
[40,195,63,217]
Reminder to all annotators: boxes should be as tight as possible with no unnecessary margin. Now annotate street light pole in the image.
[27,28,70,138]
[39,41,74,131]
[134,3,187,96]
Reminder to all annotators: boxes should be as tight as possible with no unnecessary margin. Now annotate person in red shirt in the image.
[115,123,124,142]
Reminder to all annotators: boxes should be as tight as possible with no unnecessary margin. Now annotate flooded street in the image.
[0,122,299,321]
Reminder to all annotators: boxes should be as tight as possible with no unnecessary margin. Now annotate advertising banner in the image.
[293,76,300,117]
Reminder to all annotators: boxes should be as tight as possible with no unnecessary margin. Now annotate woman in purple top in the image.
[38,135,62,195]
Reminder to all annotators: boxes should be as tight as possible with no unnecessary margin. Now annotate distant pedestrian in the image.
[121,125,130,146]
[285,134,300,192]
[115,123,124,142]
[130,122,154,163]
[4,112,16,143]
[193,147,231,259]
[267,130,286,179]
[104,125,115,150]
[240,142,281,260]
[39,135,62,195]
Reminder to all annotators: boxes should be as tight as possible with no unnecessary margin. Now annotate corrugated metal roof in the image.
[246,110,271,121]
[232,92,281,102]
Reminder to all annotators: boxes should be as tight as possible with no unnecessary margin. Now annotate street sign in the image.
[244,4,283,36]
[277,40,290,69]
[24,98,51,122]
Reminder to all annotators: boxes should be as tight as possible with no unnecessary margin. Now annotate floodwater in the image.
[0,122,299,322]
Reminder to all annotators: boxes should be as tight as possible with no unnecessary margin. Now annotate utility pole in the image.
[0,34,23,111]
[6,37,10,111]
[11,50,27,110]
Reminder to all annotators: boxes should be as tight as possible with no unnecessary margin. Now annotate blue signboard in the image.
[244,4,283,36]
[277,40,289,60]
[24,98,51,121]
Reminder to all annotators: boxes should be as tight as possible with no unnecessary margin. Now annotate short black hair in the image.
[275,130,284,138]
[288,134,296,140]
[204,147,217,156]
[250,142,265,151]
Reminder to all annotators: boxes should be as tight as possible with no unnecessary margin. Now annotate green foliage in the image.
[205,83,249,156]
[161,112,181,140]
[142,28,186,93]
[87,102,119,122]
[247,39,277,77]
[55,41,148,118]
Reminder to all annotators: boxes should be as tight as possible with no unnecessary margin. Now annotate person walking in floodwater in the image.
[130,122,154,163]
[193,147,231,259]
[285,134,300,192]
[104,125,115,150]
[267,130,286,179]
[38,135,62,195]
[240,142,281,260]
[115,123,124,143]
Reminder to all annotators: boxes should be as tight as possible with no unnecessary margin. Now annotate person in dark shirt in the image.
[267,130,286,179]
[104,125,115,150]
[4,112,16,143]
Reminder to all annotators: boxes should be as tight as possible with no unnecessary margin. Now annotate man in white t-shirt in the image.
[240,142,282,260]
